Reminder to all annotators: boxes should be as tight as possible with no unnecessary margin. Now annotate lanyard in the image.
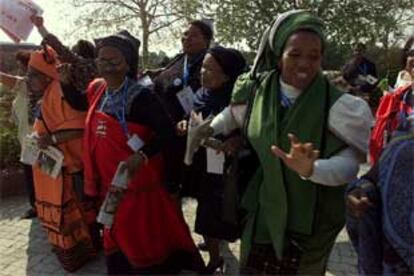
[280,90,293,108]
[183,55,190,87]
[182,53,205,87]
[102,81,130,137]
[358,63,368,75]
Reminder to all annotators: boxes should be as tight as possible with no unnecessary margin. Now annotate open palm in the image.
[271,133,319,177]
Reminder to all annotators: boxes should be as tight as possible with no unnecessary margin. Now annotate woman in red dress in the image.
[83,30,204,274]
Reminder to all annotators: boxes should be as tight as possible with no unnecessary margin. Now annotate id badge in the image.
[176,86,194,115]
[206,148,225,175]
[138,75,153,87]
[127,134,145,152]
[366,74,378,85]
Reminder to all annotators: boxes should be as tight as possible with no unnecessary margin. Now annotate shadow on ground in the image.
[24,215,106,275]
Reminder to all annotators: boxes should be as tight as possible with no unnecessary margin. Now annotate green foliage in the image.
[71,0,194,66]
[0,127,20,169]
[70,0,413,75]
[145,50,172,69]
[0,84,20,168]
[175,0,411,81]
[197,0,414,52]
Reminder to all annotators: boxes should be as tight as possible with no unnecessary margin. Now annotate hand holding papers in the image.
[97,161,129,227]
[184,112,214,165]
[20,133,40,166]
[21,133,64,178]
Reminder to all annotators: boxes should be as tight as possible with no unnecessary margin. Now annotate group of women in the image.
[2,8,412,275]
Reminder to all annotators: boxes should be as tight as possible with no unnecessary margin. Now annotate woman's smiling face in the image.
[279,30,323,90]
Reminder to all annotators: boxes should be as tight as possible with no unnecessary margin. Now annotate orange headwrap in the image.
[28,46,60,80]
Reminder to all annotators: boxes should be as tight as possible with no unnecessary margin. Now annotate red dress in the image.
[83,79,198,267]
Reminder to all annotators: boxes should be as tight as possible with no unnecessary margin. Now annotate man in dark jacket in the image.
[342,43,378,93]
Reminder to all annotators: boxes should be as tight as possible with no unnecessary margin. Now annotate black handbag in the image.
[221,76,261,237]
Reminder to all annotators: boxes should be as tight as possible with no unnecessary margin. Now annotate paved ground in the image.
[0,195,358,276]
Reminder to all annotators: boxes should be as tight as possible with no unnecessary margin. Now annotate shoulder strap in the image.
[38,110,53,135]
[86,78,106,105]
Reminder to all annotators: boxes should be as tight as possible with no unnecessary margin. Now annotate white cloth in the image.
[209,79,373,187]
[329,93,374,154]
[394,70,412,90]
[306,147,363,186]
[280,78,301,104]
[211,105,245,135]
[10,77,31,149]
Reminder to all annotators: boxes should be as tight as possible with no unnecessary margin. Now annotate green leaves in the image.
[189,0,414,52]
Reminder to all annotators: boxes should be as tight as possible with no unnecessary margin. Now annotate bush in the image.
[0,127,20,169]
[0,84,20,169]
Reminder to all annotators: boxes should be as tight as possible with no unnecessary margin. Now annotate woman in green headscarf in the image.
[190,10,373,274]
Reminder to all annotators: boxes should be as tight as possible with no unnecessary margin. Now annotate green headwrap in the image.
[251,10,325,79]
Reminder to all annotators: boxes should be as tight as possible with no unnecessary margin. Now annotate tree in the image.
[71,0,197,66]
[189,0,414,68]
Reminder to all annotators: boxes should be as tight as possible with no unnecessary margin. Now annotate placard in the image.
[0,0,43,43]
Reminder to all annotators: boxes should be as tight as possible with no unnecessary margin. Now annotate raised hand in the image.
[346,188,373,218]
[30,15,44,28]
[270,133,319,177]
[176,120,188,136]
[184,112,214,165]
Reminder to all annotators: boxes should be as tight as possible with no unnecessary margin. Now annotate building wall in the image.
[0,43,39,74]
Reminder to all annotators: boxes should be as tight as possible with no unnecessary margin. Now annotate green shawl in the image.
[232,11,348,259]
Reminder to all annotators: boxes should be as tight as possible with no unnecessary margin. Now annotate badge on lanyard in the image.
[138,75,154,87]
[173,78,182,87]
[175,55,195,114]
[177,86,194,115]
[365,74,378,85]
[127,134,145,152]
[102,80,130,140]
[206,148,225,175]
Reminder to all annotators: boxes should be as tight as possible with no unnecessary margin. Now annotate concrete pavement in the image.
[0,196,358,275]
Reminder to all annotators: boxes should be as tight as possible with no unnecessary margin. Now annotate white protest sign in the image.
[0,0,43,43]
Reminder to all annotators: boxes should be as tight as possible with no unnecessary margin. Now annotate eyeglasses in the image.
[95,57,124,67]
